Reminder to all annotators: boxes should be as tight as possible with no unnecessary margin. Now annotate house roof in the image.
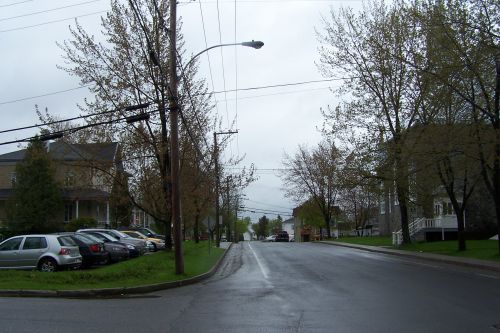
[0,142,119,163]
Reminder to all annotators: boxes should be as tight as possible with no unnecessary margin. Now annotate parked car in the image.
[128,227,165,241]
[78,231,140,258]
[0,234,82,272]
[275,231,290,242]
[54,232,109,268]
[122,230,165,252]
[77,229,148,255]
[77,232,129,263]
[264,235,277,242]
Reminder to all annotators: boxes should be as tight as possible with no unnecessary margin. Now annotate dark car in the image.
[78,229,148,255]
[275,231,290,242]
[54,232,109,268]
[78,231,134,260]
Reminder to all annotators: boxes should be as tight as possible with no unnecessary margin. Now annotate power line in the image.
[0,78,342,107]
[0,0,103,22]
[0,10,108,33]
[0,85,91,106]
[0,0,33,8]
[0,107,155,146]
[215,0,230,130]
[197,0,219,116]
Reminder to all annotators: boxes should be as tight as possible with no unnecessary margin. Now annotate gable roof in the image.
[0,142,119,163]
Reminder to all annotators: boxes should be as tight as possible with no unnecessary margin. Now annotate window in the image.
[10,172,16,187]
[64,203,74,222]
[442,202,455,215]
[22,237,47,250]
[0,237,23,251]
[64,172,75,187]
[379,196,386,214]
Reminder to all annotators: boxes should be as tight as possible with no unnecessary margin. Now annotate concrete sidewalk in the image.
[319,241,500,273]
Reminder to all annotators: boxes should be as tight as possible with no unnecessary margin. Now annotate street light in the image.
[182,40,265,72]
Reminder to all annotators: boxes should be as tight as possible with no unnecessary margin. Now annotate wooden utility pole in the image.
[213,130,237,247]
[168,0,183,274]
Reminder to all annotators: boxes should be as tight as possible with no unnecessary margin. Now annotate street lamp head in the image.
[241,40,264,49]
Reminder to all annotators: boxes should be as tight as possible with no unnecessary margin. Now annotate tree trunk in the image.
[194,213,200,243]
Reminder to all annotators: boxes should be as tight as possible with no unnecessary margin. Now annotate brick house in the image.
[0,141,123,227]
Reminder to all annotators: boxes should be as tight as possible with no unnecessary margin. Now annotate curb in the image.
[0,243,233,298]
[318,241,500,273]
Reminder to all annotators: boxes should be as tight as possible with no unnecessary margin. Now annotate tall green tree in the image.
[6,140,63,234]
[317,0,427,243]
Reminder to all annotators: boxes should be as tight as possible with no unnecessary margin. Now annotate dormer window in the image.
[64,172,75,187]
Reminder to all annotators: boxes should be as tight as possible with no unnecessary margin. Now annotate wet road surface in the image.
[1,241,500,332]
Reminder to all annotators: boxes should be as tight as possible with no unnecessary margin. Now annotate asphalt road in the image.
[1,242,500,333]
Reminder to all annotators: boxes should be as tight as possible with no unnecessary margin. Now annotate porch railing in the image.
[392,218,442,245]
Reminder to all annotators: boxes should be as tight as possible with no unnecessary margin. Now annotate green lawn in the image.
[0,241,224,291]
[399,240,500,262]
[332,237,500,262]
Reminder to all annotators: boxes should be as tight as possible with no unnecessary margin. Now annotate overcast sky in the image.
[0,0,360,223]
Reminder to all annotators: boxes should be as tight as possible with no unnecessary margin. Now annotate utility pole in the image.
[226,175,232,242]
[213,130,238,247]
[234,194,239,244]
[169,0,183,274]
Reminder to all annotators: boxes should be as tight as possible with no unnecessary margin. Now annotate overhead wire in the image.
[0,79,341,116]
[215,0,230,130]
[0,10,108,33]
[0,0,103,22]
[0,0,33,8]
[197,0,220,116]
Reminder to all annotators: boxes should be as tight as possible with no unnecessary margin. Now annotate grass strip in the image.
[0,241,224,290]
[332,237,500,262]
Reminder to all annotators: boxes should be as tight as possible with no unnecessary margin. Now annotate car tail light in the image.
[59,248,70,255]
[89,244,100,253]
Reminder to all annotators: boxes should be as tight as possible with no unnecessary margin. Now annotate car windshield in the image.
[58,236,77,246]
[77,233,101,243]
[126,232,143,239]
[72,234,94,245]
[112,230,130,238]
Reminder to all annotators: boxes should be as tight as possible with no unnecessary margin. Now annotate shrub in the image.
[64,217,98,232]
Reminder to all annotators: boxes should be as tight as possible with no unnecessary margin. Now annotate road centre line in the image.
[248,242,269,279]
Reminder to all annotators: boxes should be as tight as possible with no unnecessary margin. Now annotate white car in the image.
[264,235,277,242]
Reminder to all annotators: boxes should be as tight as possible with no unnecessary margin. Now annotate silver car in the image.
[0,234,82,272]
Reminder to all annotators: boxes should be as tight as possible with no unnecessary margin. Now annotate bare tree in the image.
[281,140,343,238]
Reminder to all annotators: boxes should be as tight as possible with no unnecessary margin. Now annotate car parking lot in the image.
[0,228,156,272]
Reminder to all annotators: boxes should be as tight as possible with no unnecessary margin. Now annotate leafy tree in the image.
[6,140,63,234]
[413,0,500,252]
[268,215,283,234]
[109,170,133,228]
[54,0,215,250]
[252,215,269,239]
[317,0,429,244]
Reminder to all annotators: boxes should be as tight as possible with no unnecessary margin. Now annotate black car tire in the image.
[38,258,58,272]
[151,243,157,252]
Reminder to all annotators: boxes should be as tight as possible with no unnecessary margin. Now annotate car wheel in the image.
[151,243,157,252]
[38,258,58,272]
